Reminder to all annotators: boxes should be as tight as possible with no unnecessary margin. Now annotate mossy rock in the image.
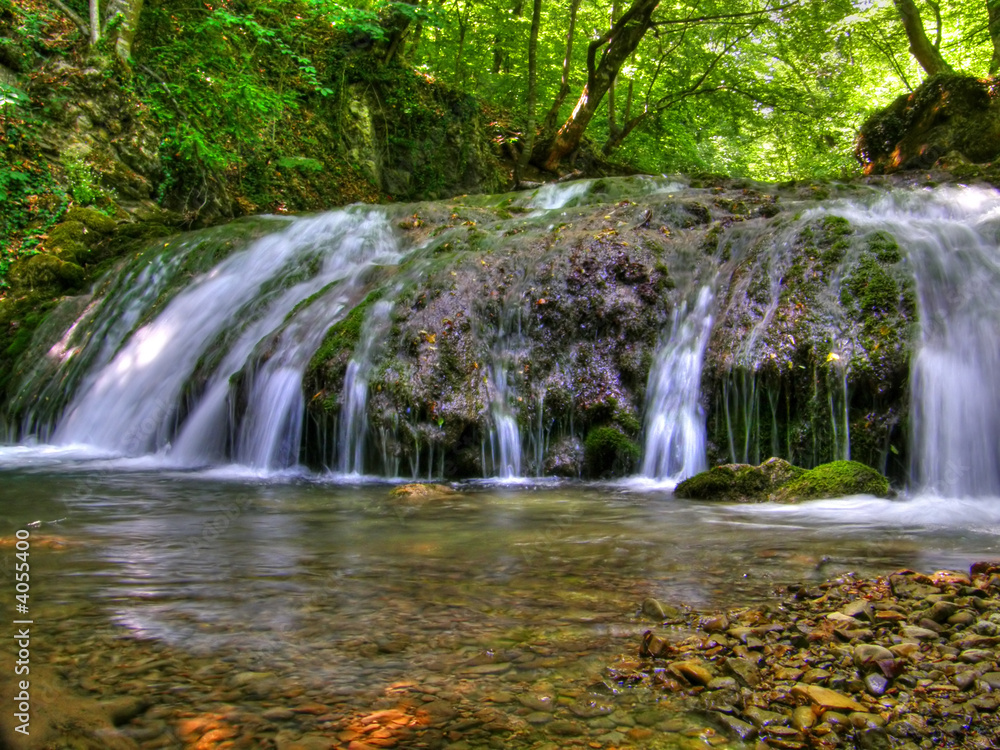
[7,254,85,294]
[64,206,117,234]
[771,460,890,503]
[856,74,1000,173]
[674,457,805,502]
[387,483,459,505]
[584,426,640,477]
[46,221,94,249]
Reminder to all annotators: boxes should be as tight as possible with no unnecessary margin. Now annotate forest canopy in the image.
[2,0,999,213]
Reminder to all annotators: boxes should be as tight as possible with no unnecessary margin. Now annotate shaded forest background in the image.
[3,0,1000,288]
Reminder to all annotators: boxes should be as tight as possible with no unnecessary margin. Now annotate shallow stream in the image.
[2,453,998,748]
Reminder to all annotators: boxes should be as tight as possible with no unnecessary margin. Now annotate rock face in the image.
[675,458,890,503]
[6,176,943,480]
[856,74,1000,174]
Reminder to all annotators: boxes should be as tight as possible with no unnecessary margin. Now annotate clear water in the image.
[2,455,998,747]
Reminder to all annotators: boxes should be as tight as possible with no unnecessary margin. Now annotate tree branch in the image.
[49,0,90,39]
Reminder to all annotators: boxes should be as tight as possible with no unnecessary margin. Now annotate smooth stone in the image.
[707,676,738,690]
[546,719,584,736]
[744,706,788,727]
[568,699,613,718]
[791,706,816,731]
[858,726,891,750]
[525,712,552,725]
[792,684,865,712]
[715,713,757,741]
[924,601,959,623]
[725,658,761,687]
[959,649,993,663]
[774,666,805,681]
[518,694,556,712]
[864,673,889,696]
[979,672,1000,690]
[802,668,830,684]
[850,712,885,729]
[642,598,680,620]
[953,670,980,690]
[890,643,920,658]
[842,600,874,622]
[854,644,894,670]
[900,626,940,640]
[671,660,714,686]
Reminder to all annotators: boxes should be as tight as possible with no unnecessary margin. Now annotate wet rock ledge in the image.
[626,563,1000,749]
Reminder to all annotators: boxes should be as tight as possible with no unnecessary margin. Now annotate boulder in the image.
[676,458,890,503]
[674,457,804,502]
[856,74,1000,174]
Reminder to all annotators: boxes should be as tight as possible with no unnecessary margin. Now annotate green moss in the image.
[46,221,91,249]
[7,254,85,294]
[64,206,117,234]
[772,460,890,502]
[841,255,899,315]
[305,291,384,413]
[866,231,902,264]
[584,426,639,477]
[674,457,805,502]
[821,215,851,237]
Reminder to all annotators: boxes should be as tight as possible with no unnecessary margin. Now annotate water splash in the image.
[641,286,715,482]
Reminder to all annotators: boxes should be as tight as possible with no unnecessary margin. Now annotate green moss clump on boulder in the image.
[584,426,640,477]
[772,460,890,502]
[676,457,889,503]
[675,457,805,502]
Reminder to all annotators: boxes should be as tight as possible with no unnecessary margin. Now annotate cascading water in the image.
[336,299,395,475]
[640,286,715,482]
[485,359,522,479]
[817,188,1000,496]
[48,210,404,469]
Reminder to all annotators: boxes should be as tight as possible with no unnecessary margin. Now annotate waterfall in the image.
[50,210,404,468]
[818,188,1000,496]
[336,299,394,475]
[641,286,715,482]
[486,359,522,479]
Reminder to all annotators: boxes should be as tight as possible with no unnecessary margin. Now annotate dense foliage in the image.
[1,0,999,277]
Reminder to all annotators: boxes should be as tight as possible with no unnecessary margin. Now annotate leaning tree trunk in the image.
[517,0,543,173]
[104,0,144,62]
[988,0,1000,74]
[543,0,581,132]
[892,0,953,76]
[89,0,99,44]
[543,0,659,172]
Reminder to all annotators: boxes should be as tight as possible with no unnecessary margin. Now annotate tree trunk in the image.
[892,0,953,76]
[518,0,542,172]
[543,0,581,132]
[89,0,100,44]
[543,0,659,172]
[989,0,1000,74]
[104,0,144,62]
